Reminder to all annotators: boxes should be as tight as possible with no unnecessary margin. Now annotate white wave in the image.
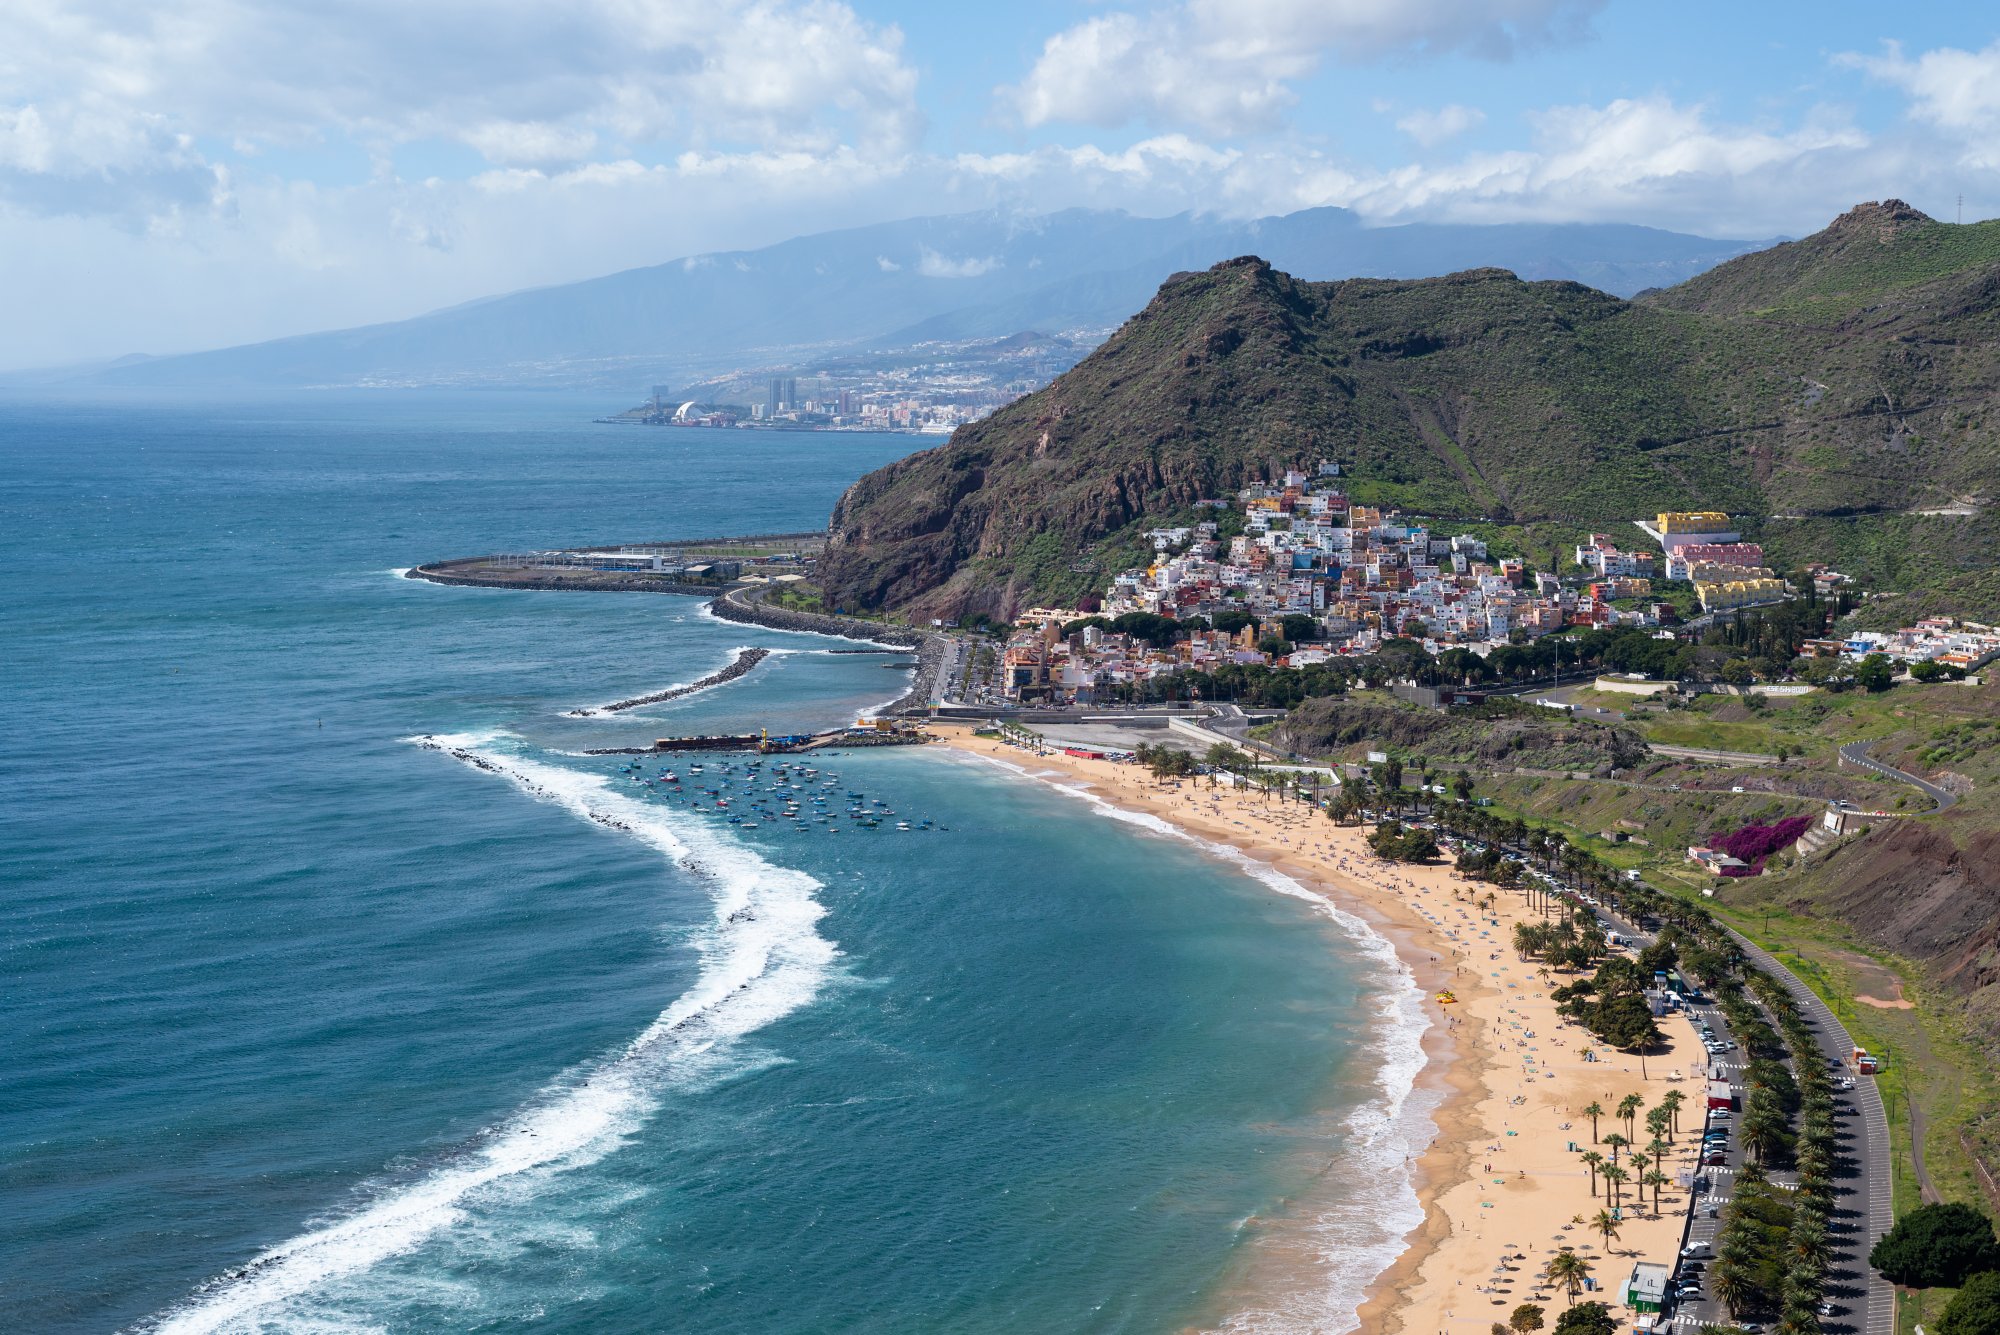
[565,644,768,717]
[387,568,412,579]
[854,667,918,721]
[948,749,1431,1335]
[138,735,836,1335]
[693,599,908,652]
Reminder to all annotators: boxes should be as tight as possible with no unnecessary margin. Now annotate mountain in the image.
[70,207,1766,390]
[820,201,2000,620]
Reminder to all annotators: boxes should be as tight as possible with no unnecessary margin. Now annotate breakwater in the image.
[707,585,925,647]
[570,648,771,716]
[407,564,722,596]
[709,586,946,715]
[408,551,950,717]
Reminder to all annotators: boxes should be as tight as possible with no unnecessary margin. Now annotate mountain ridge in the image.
[819,203,2000,620]
[47,206,1769,390]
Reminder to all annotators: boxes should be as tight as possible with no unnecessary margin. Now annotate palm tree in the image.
[1601,1132,1629,1164]
[1601,1163,1629,1211]
[1617,1093,1643,1142]
[1710,1261,1758,1319]
[1740,1108,1786,1164]
[1645,1105,1672,1148]
[1643,1169,1668,1215]
[1581,1102,1604,1143]
[1788,1220,1832,1271]
[1591,1208,1623,1254]
[1544,1250,1592,1301]
[1580,1150,1604,1197]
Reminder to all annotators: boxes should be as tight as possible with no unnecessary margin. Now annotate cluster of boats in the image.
[617,758,944,833]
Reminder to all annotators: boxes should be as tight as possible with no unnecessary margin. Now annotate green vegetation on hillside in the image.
[825,200,2000,619]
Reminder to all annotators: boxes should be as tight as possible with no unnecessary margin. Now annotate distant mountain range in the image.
[59,206,1773,391]
[820,200,2000,621]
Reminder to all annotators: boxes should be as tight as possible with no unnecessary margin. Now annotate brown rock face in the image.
[822,202,2000,618]
[1794,818,2000,1047]
[1829,198,1934,241]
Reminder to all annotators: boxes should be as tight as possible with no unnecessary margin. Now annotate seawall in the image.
[406,565,724,597]
[709,587,945,715]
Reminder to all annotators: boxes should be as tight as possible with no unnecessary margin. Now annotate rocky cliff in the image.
[821,202,2000,620]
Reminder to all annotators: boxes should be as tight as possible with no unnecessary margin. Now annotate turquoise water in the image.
[1,393,1423,1333]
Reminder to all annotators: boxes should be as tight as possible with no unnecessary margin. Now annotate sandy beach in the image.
[930,725,1704,1334]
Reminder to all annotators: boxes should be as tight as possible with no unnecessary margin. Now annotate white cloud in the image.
[0,0,919,218]
[1396,103,1486,146]
[916,246,1000,278]
[955,96,1881,237]
[6,12,1997,371]
[461,122,600,169]
[1841,39,2000,168]
[1001,0,1600,135]
[876,254,900,270]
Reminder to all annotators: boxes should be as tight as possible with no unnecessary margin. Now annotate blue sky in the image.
[5,0,2000,367]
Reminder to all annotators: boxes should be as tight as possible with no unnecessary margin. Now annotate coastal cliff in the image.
[821,201,2000,621]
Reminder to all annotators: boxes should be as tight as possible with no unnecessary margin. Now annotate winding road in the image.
[1838,740,1958,812]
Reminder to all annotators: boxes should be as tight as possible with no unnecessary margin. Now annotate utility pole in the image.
[1959,194,1965,225]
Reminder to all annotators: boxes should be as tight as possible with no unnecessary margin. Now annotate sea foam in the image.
[136,735,836,1335]
[952,749,1433,1335]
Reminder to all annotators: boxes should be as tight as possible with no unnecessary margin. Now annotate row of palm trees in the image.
[1574,1087,1690,1232]
[1705,969,1847,1333]
[1402,780,1838,1333]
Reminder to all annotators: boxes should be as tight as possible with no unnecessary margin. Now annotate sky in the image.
[6,1,2000,369]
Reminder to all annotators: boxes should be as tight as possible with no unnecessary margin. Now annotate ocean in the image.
[0,392,1425,1333]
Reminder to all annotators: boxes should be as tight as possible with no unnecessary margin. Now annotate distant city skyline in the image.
[6,2,2000,367]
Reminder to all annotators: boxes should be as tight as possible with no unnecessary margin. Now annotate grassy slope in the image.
[824,204,2000,620]
[1457,674,2000,1242]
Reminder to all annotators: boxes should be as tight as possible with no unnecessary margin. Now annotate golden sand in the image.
[931,726,1704,1333]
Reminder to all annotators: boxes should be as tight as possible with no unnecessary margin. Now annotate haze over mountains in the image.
[822,201,2000,622]
[66,207,1771,391]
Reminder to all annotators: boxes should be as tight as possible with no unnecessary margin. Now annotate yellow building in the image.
[1657,511,1736,535]
[1685,561,1776,584]
[1696,577,1787,612]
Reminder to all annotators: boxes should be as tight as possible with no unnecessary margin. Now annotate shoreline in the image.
[928,725,1704,1335]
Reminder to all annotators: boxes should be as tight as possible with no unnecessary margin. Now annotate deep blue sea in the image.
[1,392,1426,1334]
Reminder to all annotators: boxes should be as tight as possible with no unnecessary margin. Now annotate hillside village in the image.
[993,467,1990,704]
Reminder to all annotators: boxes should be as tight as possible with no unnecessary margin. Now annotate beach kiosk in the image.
[1623,1261,1671,1315]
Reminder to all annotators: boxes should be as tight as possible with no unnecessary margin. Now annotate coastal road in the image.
[1839,739,1957,812]
[1725,930,1896,1335]
[1564,887,1891,1335]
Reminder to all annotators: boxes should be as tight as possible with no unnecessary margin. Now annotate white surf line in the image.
[566,645,776,717]
[693,598,912,652]
[943,747,1431,1335]
[136,734,837,1335]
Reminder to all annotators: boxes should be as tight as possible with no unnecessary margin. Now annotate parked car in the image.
[1682,1243,1710,1258]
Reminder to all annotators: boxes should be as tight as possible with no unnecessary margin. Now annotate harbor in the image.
[606,752,948,835]
[581,719,934,756]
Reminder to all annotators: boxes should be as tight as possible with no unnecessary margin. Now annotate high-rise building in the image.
[783,377,798,409]
[650,384,672,407]
[767,378,784,413]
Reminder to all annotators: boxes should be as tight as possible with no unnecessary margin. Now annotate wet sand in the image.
[931,726,1703,1334]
